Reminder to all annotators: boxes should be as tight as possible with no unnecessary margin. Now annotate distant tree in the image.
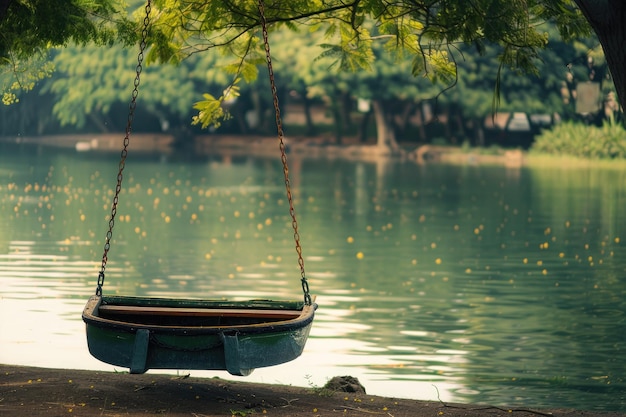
[144,0,593,137]
[4,0,626,149]
[43,45,199,132]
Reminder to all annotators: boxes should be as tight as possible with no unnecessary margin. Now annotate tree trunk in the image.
[372,100,400,152]
[330,98,344,144]
[412,104,426,142]
[301,90,317,136]
[575,0,626,108]
[357,109,372,143]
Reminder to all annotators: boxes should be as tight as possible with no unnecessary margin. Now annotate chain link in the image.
[258,0,311,306]
[96,1,152,296]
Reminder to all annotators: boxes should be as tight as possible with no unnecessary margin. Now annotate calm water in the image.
[1,144,625,411]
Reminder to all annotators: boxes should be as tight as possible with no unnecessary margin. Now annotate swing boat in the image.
[82,295,316,375]
[82,0,316,376]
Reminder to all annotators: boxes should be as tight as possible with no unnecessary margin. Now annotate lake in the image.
[0,143,624,411]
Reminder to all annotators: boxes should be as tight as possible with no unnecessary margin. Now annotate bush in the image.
[531,121,626,159]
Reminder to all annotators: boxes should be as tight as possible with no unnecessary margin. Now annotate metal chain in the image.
[96,1,152,296]
[258,0,311,306]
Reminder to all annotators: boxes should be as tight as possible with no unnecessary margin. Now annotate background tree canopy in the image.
[1,0,623,146]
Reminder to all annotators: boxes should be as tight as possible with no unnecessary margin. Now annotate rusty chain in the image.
[96,1,152,296]
[95,0,309,304]
[258,0,311,306]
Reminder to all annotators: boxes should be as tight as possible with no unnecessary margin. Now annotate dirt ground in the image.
[1,365,624,417]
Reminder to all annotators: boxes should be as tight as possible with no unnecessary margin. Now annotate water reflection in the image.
[0,147,625,411]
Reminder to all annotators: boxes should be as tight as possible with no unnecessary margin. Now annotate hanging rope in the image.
[258,0,311,306]
[96,1,152,296]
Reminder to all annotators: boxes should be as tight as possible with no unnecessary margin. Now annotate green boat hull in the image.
[82,295,316,375]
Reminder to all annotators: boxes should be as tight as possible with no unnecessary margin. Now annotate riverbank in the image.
[1,365,623,417]
[0,133,527,166]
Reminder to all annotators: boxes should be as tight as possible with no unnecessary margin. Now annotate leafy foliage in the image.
[1,56,54,104]
[532,122,626,159]
[140,0,592,128]
[0,0,606,139]
[192,84,240,129]
[0,0,135,104]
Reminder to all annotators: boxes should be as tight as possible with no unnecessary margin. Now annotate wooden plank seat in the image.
[97,304,302,320]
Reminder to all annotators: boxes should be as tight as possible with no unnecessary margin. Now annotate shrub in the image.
[531,121,626,159]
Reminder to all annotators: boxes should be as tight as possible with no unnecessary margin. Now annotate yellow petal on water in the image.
[435,258,442,265]
[356,251,364,260]
[347,236,354,243]
[523,258,528,264]
[615,237,620,244]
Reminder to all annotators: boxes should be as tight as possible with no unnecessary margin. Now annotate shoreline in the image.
[2,364,624,417]
[5,133,626,169]
[0,133,525,166]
